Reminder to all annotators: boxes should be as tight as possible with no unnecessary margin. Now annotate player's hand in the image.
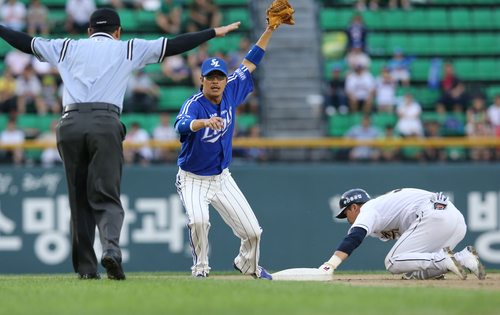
[431,192,448,210]
[318,262,335,275]
[204,117,225,131]
[214,22,241,38]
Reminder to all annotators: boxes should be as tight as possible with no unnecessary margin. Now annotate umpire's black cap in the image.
[90,8,122,29]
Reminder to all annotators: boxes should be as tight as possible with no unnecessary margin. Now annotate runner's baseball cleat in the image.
[443,247,467,280]
[456,246,486,280]
[253,266,273,280]
[192,271,209,278]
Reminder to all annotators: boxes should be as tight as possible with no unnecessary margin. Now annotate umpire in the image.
[0,8,239,280]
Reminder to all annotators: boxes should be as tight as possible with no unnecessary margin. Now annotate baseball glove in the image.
[266,0,295,30]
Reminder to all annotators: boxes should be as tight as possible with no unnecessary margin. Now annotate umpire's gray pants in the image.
[56,104,126,275]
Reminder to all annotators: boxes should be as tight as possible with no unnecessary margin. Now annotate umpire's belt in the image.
[64,102,121,115]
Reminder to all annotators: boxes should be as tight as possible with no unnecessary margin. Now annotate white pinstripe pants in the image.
[176,168,262,275]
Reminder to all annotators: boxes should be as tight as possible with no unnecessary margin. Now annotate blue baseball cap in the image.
[201,57,228,76]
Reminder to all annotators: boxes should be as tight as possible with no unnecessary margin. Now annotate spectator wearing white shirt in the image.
[345,64,375,113]
[15,65,45,114]
[0,0,27,32]
[65,0,96,35]
[395,93,424,137]
[37,120,62,167]
[152,112,177,162]
[124,122,153,166]
[487,94,500,134]
[26,0,49,36]
[4,49,31,76]
[375,67,397,113]
[0,119,25,166]
[345,41,371,71]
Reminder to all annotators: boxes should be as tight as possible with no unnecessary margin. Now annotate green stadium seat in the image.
[370,59,386,76]
[137,11,159,32]
[453,59,476,80]
[366,33,386,55]
[208,34,242,54]
[410,34,431,55]
[453,34,474,55]
[159,86,198,110]
[477,59,498,80]
[386,33,409,54]
[381,11,405,30]
[0,114,9,131]
[411,59,430,81]
[224,8,252,30]
[431,34,453,55]
[236,113,258,130]
[450,9,472,30]
[360,11,382,30]
[372,113,397,128]
[406,9,427,30]
[329,114,360,137]
[416,88,440,109]
[426,9,448,30]
[214,0,247,5]
[494,9,500,29]
[320,9,338,30]
[472,9,494,30]
[117,10,139,30]
[476,34,497,54]
[486,86,500,100]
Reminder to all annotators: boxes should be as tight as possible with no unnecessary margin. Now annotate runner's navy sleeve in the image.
[336,227,367,256]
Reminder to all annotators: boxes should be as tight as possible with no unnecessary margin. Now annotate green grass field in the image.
[1,271,499,315]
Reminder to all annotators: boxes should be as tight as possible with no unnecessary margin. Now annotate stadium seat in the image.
[472,9,494,30]
[477,59,498,80]
[486,86,500,100]
[381,11,405,30]
[406,9,427,30]
[208,34,243,54]
[410,34,432,55]
[159,86,199,110]
[320,9,338,30]
[453,34,474,55]
[450,9,472,30]
[117,10,139,30]
[372,113,397,128]
[476,34,498,54]
[360,11,382,30]
[367,33,386,55]
[370,59,386,76]
[386,33,409,54]
[431,34,453,55]
[224,8,252,30]
[494,8,500,29]
[426,9,448,30]
[236,113,258,130]
[453,59,476,80]
[137,11,159,32]
[215,0,247,5]
[411,59,430,81]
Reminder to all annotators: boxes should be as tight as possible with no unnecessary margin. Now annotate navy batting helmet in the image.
[336,188,371,219]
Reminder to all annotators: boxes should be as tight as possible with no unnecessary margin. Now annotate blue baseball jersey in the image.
[176,64,254,175]
[30,33,169,111]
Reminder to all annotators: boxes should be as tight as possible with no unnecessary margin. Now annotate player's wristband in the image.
[326,255,342,269]
[245,45,265,67]
[175,118,194,134]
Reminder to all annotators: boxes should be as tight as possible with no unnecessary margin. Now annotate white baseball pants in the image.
[176,168,262,275]
[384,201,467,279]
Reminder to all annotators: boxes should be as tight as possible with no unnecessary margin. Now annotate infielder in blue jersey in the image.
[174,23,279,279]
[0,8,239,280]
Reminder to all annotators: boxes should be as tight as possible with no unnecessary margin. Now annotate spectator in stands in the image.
[4,49,31,76]
[379,125,401,162]
[243,125,268,163]
[26,0,49,36]
[375,67,396,113]
[436,62,468,113]
[37,120,62,167]
[0,0,27,32]
[236,90,259,115]
[187,42,210,87]
[187,0,221,33]
[123,122,154,166]
[162,55,191,83]
[465,96,488,135]
[389,0,411,10]
[465,97,493,162]
[15,65,46,114]
[346,15,368,51]
[228,37,250,73]
[345,114,381,162]
[355,1,378,13]
[156,0,182,35]
[126,69,159,113]
[487,94,500,134]
[0,118,25,166]
[41,74,60,114]
[395,93,424,137]
[387,47,413,87]
[415,120,447,163]
[326,64,348,115]
[152,112,177,163]
[0,67,17,114]
[65,0,96,35]
[345,41,371,71]
[345,64,375,113]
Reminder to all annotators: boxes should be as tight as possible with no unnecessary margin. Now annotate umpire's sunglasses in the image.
[204,74,227,81]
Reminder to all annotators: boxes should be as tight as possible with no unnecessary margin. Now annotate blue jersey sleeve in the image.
[226,64,254,106]
[176,91,203,142]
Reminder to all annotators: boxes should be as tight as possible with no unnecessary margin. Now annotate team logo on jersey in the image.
[201,108,232,143]
[211,59,220,68]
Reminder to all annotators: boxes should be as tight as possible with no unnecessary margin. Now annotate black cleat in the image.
[78,273,102,280]
[101,250,126,280]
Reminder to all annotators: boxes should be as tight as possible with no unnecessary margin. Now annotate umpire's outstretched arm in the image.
[0,25,34,54]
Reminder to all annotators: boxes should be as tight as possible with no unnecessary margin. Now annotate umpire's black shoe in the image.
[78,272,102,280]
[101,250,126,280]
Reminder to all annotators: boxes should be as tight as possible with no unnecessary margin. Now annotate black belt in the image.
[63,102,120,115]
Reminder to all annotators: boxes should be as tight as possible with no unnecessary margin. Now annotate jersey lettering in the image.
[200,107,233,144]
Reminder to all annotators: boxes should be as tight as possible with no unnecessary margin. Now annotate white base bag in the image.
[271,268,334,281]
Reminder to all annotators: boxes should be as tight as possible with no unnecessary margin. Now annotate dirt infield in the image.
[210,273,500,290]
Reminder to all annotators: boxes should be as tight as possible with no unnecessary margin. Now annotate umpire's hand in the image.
[215,22,241,37]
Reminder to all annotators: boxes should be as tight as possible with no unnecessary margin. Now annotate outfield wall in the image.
[0,164,499,274]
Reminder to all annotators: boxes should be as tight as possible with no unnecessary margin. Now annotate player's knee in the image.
[187,219,211,231]
[247,226,262,241]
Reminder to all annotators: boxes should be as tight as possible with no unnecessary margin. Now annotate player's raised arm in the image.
[242,0,295,73]
[0,25,35,55]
